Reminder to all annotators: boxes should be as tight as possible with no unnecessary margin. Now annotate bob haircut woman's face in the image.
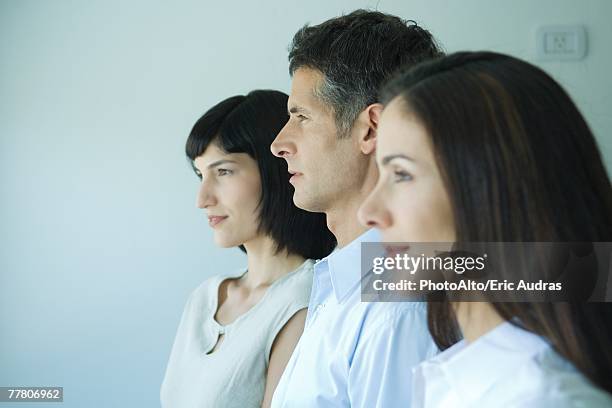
[185,90,336,259]
[193,142,262,248]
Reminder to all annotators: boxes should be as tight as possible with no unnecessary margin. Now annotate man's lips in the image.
[208,216,228,227]
[288,171,303,184]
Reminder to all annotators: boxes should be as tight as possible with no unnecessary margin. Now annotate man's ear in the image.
[357,103,383,155]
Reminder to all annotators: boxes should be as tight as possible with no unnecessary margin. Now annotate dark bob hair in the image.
[381,52,612,392]
[186,89,336,260]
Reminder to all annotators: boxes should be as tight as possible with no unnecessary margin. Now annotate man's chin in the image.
[292,194,310,211]
[292,191,324,213]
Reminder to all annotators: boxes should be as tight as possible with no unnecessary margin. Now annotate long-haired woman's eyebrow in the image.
[381,154,416,166]
[207,159,238,169]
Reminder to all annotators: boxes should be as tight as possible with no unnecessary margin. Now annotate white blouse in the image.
[411,321,612,407]
[160,259,314,408]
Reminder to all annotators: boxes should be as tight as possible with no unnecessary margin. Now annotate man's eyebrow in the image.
[206,159,237,169]
[381,154,415,166]
[288,105,310,115]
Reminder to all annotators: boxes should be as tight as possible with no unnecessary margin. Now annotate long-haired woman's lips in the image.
[384,245,411,257]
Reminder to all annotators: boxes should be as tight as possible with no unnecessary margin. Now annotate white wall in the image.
[1,1,610,407]
[384,0,612,171]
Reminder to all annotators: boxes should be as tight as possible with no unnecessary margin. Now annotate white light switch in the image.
[536,25,587,61]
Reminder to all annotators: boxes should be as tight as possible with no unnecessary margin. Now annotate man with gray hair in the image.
[270,9,443,407]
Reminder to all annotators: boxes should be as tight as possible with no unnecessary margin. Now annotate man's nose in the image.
[271,123,296,158]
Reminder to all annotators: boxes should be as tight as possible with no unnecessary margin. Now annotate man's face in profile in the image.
[271,67,366,213]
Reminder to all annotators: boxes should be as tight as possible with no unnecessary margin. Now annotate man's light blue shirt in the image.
[271,228,438,407]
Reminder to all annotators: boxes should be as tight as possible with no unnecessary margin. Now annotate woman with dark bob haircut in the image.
[161,90,336,408]
[359,52,612,406]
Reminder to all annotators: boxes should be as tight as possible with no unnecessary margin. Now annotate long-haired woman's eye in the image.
[393,170,413,183]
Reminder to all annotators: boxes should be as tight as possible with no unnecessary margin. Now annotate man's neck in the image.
[326,199,369,248]
[326,159,378,248]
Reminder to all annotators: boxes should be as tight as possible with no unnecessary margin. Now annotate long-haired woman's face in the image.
[358,97,456,243]
[193,142,262,247]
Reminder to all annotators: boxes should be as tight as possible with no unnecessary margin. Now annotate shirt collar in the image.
[417,321,550,405]
[315,228,381,303]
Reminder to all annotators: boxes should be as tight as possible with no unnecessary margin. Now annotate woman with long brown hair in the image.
[359,51,612,406]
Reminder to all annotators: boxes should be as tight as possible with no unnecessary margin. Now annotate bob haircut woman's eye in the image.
[217,168,233,176]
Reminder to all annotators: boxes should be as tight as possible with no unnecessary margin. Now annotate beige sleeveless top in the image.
[160,259,314,408]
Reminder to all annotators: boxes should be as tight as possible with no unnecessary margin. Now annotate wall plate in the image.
[536,25,587,61]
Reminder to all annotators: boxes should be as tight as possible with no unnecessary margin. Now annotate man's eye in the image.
[297,114,308,121]
[393,170,413,183]
[217,168,233,176]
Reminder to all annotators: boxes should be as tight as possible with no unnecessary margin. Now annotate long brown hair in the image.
[381,51,612,392]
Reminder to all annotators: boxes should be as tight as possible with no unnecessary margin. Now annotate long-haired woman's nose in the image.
[358,196,391,229]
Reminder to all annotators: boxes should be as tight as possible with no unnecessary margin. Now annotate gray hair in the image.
[287,10,442,139]
[312,65,372,138]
